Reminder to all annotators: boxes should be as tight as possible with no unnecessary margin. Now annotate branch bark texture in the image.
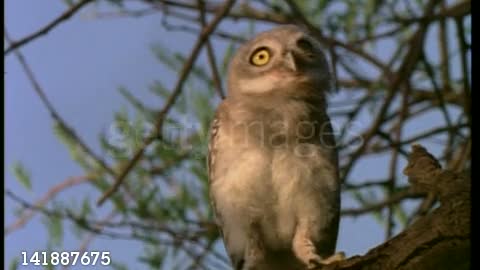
[319,144,470,270]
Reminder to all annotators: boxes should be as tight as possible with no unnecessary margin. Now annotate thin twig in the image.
[5,176,88,235]
[161,15,246,43]
[369,123,468,154]
[454,16,471,131]
[4,31,115,177]
[8,188,231,267]
[344,179,390,190]
[438,1,452,93]
[385,81,412,239]
[156,0,393,75]
[341,188,426,217]
[4,0,94,55]
[421,53,453,129]
[341,0,440,182]
[392,0,470,24]
[198,0,225,99]
[61,211,117,270]
[449,138,471,172]
[421,52,456,162]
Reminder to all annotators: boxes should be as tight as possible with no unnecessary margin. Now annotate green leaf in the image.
[62,0,74,7]
[111,261,129,270]
[90,176,127,213]
[8,257,18,270]
[52,122,93,170]
[12,162,31,191]
[394,203,409,228]
[174,54,210,83]
[149,80,171,98]
[44,261,55,270]
[99,132,129,161]
[351,189,383,223]
[43,215,63,246]
[80,197,91,217]
[52,122,75,147]
[105,0,124,7]
[151,44,180,71]
[138,247,165,269]
[190,86,215,128]
[118,86,157,121]
[222,42,236,74]
[133,187,158,219]
[190,162,208,184]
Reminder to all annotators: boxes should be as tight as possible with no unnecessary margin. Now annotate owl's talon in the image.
[306,252,345,269]
[320,252,346,264]
[306,255,323,269]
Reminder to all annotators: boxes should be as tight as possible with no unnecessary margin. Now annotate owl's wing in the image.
[207,108,224,230]
[207,103,250,269]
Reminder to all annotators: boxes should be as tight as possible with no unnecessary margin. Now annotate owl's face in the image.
[227,25,331,98]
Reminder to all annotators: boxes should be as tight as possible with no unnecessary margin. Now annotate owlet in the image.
[208,25,342,270]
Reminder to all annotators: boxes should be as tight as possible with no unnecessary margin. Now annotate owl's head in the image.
[227,25,331,99]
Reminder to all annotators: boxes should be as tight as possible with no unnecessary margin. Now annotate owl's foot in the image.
[305,255,323,269]
[320,252,346,264]
[307,252,346,269]
[305,252,345,269]
[292,232,323,269]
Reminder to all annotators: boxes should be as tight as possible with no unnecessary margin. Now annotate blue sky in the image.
[6,1,463,269]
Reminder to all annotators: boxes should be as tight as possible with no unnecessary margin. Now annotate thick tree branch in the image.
[318,145,470,269]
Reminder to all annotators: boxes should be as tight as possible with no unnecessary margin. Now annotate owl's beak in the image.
[284,51,298,72]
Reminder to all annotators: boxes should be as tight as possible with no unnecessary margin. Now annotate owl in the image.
[208,25,342,270]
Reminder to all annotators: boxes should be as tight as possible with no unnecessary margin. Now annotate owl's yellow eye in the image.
[250,49,270,66]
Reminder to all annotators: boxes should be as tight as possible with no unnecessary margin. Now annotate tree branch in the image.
[4,0,94,55]
[320,145,470,269]
[4,30,115,176]
[5,176,89,235]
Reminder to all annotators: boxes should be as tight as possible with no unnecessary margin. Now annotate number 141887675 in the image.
[21,251,111,267]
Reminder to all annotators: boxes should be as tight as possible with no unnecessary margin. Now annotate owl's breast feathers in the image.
[208,98,340,269]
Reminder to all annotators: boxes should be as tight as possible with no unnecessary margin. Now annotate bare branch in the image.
[341,0,441,182]
[198,0,225,99]
[4,31,115,176]
[5,176,88,235]
[4,0,94,55]
[341,188,425,217]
